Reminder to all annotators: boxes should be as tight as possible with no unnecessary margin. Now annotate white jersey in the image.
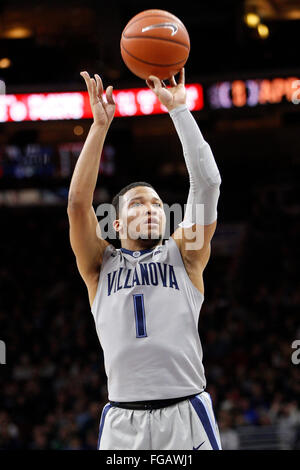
[91,236,206,402]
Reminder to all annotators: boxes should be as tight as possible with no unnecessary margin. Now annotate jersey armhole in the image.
[168,236,204,300]
[91,243,116,313]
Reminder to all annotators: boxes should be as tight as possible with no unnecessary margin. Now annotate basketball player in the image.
[67,68,222,450]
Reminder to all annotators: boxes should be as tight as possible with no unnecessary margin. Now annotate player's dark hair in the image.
[111,181,155,219]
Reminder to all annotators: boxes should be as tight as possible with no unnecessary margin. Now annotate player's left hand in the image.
[146,68,186,112]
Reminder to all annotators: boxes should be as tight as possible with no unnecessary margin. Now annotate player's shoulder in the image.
[101,243,119,264]
[107,243,118,256]
[163,236,182,261]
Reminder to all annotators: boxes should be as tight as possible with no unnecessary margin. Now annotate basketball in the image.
[120,9,190,80]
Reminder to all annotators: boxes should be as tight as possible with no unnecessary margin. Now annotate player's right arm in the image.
[147,70,221,295]
[67,72,116,306]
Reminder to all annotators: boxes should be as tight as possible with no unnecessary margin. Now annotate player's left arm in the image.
[146,69,221,291]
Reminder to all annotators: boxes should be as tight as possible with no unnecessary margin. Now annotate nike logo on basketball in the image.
[193,441,205,450]
[142,22,178,36]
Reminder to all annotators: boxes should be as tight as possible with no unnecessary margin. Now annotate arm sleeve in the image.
[169,104,221,226]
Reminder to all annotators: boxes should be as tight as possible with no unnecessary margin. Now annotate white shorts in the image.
[97,391,222,450]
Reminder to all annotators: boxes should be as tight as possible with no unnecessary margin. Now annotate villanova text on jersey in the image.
[107,262,180,296]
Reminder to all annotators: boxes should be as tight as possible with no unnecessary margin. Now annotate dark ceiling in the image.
[0,0,299,92]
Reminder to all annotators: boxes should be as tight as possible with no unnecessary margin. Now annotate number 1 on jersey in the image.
[133,294,147,338]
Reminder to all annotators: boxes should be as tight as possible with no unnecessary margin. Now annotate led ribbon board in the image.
[0,84,203,122]
[207,77,300,109]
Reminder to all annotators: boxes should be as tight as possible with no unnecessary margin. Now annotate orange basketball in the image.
[120,9,190,80]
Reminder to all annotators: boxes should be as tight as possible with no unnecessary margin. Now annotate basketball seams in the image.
[121,43,187,67]
[122,34,190,50]
[123,13,187,36]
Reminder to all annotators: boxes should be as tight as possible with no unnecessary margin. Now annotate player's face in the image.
[117,186,166,242]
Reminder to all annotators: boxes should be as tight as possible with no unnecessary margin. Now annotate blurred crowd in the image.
[0,177,299,450]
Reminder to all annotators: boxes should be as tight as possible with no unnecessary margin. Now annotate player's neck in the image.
[120,239,163,253]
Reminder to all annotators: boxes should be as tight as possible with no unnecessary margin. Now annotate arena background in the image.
[0,0,299,450]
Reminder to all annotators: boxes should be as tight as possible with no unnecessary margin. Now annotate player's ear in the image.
[113,219,121,233]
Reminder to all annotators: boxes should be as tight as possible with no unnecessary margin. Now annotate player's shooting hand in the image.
[146,68,186,112]
[80,71,116,129]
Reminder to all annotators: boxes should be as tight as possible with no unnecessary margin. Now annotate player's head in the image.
[112,182,166,246]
